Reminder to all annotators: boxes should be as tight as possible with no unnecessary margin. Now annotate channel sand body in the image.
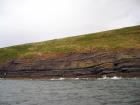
[0,25,140,78]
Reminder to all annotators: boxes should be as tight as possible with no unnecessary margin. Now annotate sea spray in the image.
[98,75,122,80]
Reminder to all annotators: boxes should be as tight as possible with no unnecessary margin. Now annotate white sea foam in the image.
[59,78,65,80]
[50,78,58,80]
[50,77,81,80]
[73,78,79,80]
[111,76,121,80]
[50,78,65,80]
[50,77,68,80]
[49,76,122,81]
[98,75,122,80]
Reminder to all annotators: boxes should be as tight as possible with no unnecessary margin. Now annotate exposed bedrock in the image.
[0,49,140,78]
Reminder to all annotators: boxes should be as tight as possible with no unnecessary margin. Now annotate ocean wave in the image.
[49,76,123,81]
[97,75,122,80]
[49,77,89,81]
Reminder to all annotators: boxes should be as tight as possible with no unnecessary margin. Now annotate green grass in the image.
[0,25,140,63]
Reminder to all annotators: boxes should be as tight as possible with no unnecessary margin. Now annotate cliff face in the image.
[0,48,140,78]
[0,25,140,78]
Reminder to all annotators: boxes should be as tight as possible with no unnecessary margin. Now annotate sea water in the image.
[0,77,140,105]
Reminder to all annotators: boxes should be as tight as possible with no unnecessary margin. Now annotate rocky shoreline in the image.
[0,48,140,79]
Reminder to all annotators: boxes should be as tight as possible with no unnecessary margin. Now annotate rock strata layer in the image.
[0,49,140,78]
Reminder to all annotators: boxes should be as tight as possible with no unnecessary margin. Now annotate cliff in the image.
[0,25,140,78]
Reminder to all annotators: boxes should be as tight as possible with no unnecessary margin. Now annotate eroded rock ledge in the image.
[0,49,140,78]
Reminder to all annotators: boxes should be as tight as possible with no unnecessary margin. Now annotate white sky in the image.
[0,0,140,48]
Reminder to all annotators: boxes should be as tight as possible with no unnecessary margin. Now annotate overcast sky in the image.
[0,0,140,48]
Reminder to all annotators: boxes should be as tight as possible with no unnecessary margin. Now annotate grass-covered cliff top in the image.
[0,25,140,63]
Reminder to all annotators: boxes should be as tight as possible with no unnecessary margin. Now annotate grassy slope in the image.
[0,25,140,63]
